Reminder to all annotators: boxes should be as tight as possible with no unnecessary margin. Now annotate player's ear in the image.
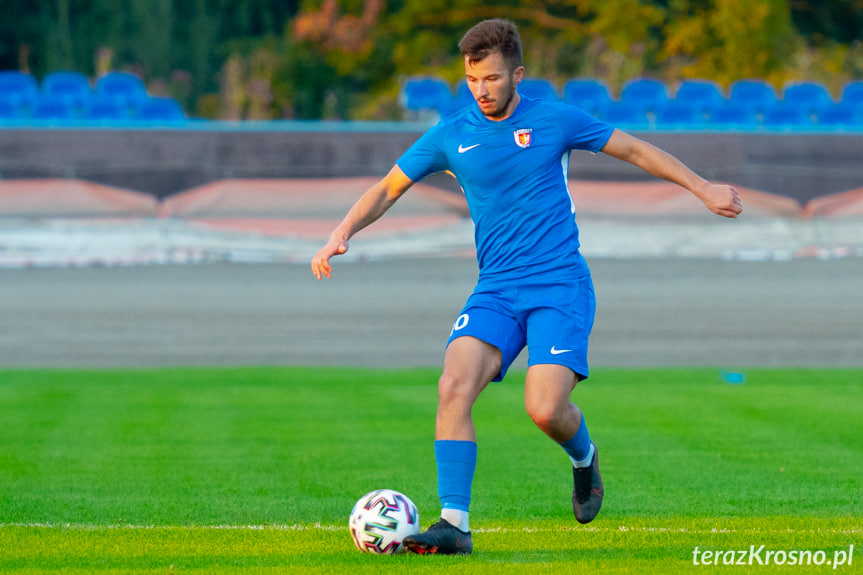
[512,66,525,85]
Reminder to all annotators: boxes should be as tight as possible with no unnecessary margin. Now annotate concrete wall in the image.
[1,125,861,202]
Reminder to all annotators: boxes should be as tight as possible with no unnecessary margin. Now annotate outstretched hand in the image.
[697,182,743,219]
[311,238,349,280]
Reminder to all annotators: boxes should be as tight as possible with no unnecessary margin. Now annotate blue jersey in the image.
[397,95,614,279]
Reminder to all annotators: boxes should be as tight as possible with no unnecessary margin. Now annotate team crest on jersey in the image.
[513,128,533,148]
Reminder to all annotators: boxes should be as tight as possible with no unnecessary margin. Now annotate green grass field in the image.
[1,367,861,573]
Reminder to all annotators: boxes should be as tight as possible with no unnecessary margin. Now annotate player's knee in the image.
[437,371,478,407]
[525,400,565,435]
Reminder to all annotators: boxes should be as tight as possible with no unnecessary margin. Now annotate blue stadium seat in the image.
[762,103,813,129]
[709,103,760,128]
[601,103,651,129]
[455,80,475,109]
[42,71,92,109]
[655,103,708,129]
[817,103,863,128]
[518,78,559,101]
[86,97,133,121]
[563,78,612,117]
[95,71,148,110]
[137,96,186,121]
[840,80,863,106]
[729,79,778,116]
[674,80,725,114]
[0,100,22,119]
[401,76,454,116]
[620,78,670,114]
[782,82,834,115]
[0,70,39,114]
[33,97,81,121]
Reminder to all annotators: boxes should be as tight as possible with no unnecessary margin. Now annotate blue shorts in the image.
[446,265,596,382]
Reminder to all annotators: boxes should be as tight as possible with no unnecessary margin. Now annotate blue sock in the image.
[435,440,477,512]
[558,413,591,464]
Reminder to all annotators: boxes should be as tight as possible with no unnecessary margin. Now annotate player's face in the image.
[464,51,524,121]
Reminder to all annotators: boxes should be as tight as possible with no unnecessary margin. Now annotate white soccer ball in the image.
[348,489,420,554]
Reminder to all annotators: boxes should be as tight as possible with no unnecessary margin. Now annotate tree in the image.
[791,0,863,45]
[659,0,798,87]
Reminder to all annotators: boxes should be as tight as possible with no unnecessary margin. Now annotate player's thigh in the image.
[440,335,502,401]
[446,304,525,382]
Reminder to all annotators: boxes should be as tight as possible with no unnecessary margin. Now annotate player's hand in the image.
[311,238,349,280]
[697,182,743,219]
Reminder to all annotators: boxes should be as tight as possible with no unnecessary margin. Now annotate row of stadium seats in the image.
[0,70,186,123]
[401,77,863,130]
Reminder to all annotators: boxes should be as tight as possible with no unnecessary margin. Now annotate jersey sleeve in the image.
[396,123,450,183]
[559,104,615,153]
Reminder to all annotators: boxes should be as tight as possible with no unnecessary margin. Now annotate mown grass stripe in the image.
[1,367,860,573]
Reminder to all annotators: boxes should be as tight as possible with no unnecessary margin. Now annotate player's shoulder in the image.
[520,95,593,121]
[418,104,478,144]
[521,97,612,140]
[437,103,479,127]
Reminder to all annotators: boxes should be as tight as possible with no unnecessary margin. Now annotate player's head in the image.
[459,18,523,71]
[459,19,525,120]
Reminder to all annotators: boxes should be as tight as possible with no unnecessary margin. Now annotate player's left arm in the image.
[601,129,743,219]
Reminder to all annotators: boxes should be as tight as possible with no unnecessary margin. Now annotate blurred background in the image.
[1,1,862,368]
[1,0,862,122]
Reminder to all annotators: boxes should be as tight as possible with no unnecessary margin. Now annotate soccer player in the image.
[311,19,742,555]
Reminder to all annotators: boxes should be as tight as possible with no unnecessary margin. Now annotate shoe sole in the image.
[402,540,471,555]
[403,541,438,554]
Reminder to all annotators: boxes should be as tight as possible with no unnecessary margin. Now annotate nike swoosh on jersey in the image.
[550,346,573,355]
[458,143,481,153]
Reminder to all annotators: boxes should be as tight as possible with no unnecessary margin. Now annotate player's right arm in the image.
[311,164,415,280]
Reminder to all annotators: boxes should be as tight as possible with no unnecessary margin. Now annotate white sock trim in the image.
[571,442,595,469]
[441,508,469,532]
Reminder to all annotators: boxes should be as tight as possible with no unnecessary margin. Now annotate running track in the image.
[1,257,861,370]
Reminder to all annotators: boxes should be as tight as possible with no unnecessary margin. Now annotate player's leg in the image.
[524,363,582,443]
[524,365,603,523]
[403,336,500,555]
[436,335,501,441]
[522,272,602,523]
[525,364,605,523]
[436,335,502,530]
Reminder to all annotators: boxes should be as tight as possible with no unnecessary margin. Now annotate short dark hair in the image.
[458,19,523,70]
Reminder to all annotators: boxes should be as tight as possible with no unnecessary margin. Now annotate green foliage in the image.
[0,0,299,116]
[660,0,798,88]
[791,0,863,45]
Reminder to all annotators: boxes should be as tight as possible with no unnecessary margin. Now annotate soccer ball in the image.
[348,489,420,554]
